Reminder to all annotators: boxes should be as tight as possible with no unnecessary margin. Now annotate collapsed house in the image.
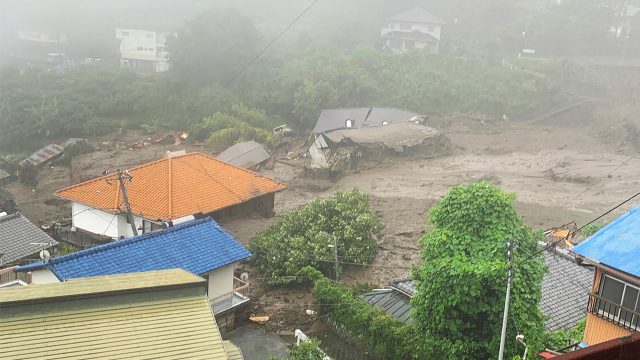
[308,107,449,176]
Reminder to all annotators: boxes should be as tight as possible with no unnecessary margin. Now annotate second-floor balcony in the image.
[210,276,250,315]
[588,292,640,332]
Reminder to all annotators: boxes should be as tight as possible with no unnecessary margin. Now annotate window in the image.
[598,275,640,326]
[123,31,129,37]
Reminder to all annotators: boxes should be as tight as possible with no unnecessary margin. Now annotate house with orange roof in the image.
[56,151,287,244]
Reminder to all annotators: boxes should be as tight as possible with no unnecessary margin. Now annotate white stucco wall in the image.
[30,269,60,284]
[72,202,120,239]
[207,264,234,299]
[72,203,152,240]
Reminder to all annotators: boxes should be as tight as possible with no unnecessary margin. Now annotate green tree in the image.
[249,189,382,286]
[289,339,326,360]
[167,9,260,87]
[411,182,546,359]
[191,104,277,150]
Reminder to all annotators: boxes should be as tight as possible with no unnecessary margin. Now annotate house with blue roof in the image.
[15,218,251,331]
[571,205,640,346]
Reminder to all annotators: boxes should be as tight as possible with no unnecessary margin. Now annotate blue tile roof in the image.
[17,218,251,281]
[572,205,640,277]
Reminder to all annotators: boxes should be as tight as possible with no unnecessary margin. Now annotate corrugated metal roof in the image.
[312,107,422,134]
[572,205,640,277]
[19,144,64,167]
[0,269,204,304]
[364,246,592,331]
[0,212,58,264]
[17,218,251,280]
[360,289,414,324]
[0,269,232,360]
[217,141,270,169]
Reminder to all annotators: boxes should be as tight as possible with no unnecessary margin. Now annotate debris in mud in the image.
[544,221,578,248]
[306,122,451,178]
[544,168,593,184]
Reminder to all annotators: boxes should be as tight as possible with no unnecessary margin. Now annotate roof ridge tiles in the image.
[48,218,208,265]
[0,212,21,223]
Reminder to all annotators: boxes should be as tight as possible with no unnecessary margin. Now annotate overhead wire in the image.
[224,0,321,87]
[514,190,640,269]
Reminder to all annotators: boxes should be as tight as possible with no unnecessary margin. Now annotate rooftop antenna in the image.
[116,169,139,236]
[30,241,53,262]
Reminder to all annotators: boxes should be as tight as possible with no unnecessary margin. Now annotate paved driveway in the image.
[224,324,290,360]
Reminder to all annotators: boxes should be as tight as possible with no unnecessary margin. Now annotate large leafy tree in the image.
[412,182,545,359]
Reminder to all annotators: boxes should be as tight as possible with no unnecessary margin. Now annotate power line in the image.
[514,190,640,269]
[224,0,321,87]
[569,150,640,202]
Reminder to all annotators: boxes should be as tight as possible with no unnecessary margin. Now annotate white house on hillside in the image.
[381,7,444,54]
[115,28,170,72]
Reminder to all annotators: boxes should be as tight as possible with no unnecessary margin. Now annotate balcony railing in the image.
[209,277,250,314]
[0,266,31,286]
[588,293,640,332]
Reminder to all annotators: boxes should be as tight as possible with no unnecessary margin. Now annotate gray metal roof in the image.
[323,122,440,152]
[361,246,592,331]
[216,141,270,169]
[0,169,9,181]
[361,289,414,324]
[542,246,593,331]
[390,8,445,25]
[19,144,64,168]
[0,213,58,264]
[312,107,422,134]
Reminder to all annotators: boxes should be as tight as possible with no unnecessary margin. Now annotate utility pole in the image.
[116,169,138,236]
[498,239,513,360]
[332,235,339,281]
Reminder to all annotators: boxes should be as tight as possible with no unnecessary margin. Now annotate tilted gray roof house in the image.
[216,141,270,169]
[312,107,423,134]
[0,213,58,265]
[362,246,592,331]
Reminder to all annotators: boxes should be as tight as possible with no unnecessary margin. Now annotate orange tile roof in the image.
[56,152,287,220]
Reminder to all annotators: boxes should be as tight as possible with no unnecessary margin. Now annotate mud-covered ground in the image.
[4,87,640,332]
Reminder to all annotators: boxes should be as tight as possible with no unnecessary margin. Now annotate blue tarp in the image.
[572,206,640,277]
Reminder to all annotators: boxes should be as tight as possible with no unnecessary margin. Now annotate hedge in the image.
[311,277,416,360]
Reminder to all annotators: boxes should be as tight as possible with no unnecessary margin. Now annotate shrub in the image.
[581,223,606,237]
[194,104,278,150]
[312,277,415,360]
[57,141,95,166]
[249,189,382,286]
[544,318,586,351]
